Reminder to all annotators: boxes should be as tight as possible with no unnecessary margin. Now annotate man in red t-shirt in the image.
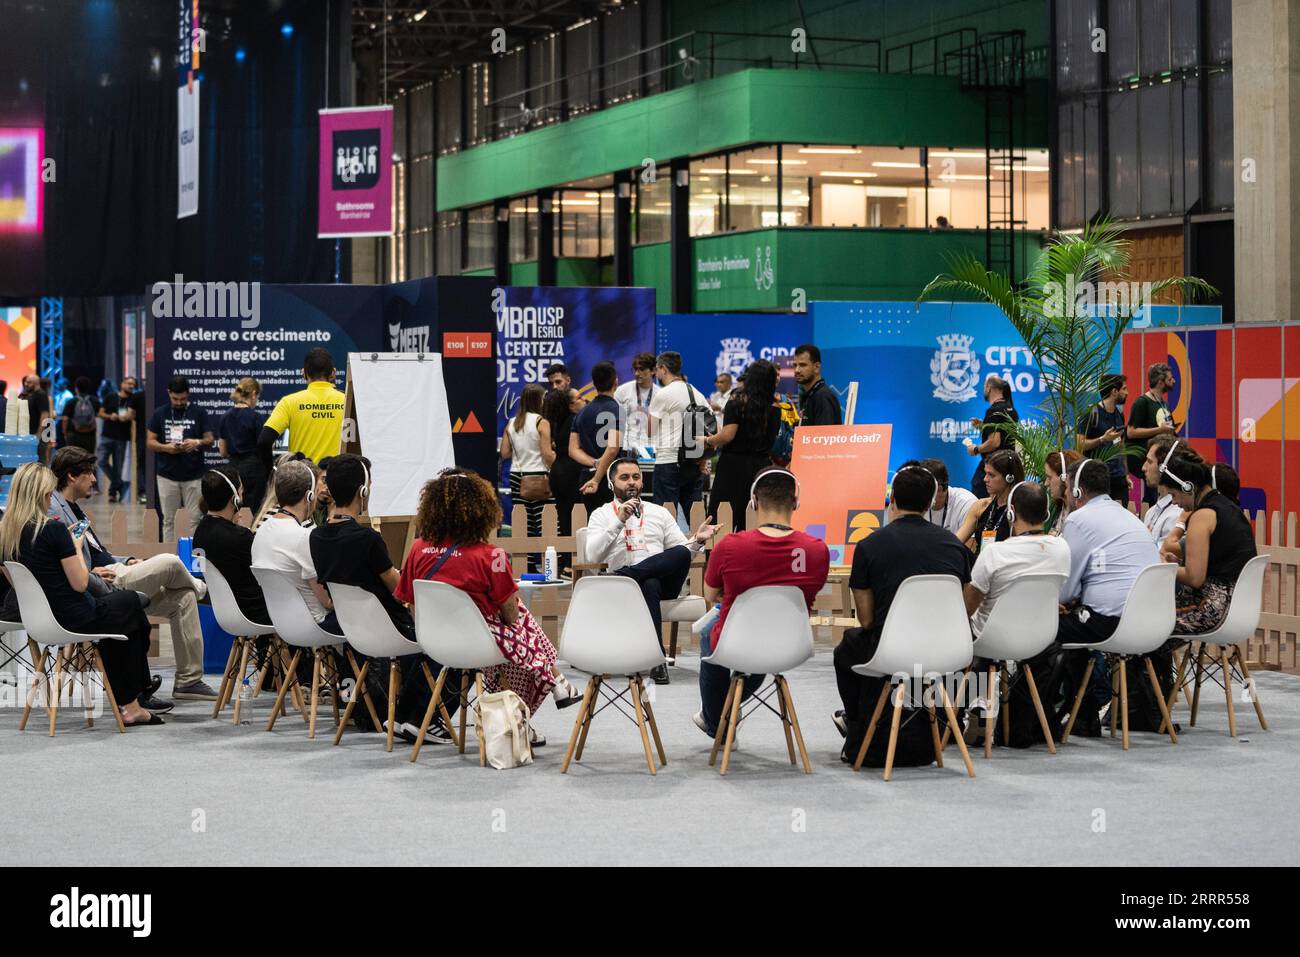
[694,467,830,738]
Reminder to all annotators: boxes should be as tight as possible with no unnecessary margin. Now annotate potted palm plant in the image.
[917,218,1216,483]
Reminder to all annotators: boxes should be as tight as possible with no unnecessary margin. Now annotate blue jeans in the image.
[697,619,764,735]
[98,437,130,498]
[653,461,701,534]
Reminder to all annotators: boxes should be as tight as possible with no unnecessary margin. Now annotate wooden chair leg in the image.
[1234,648,1268,730]
[1219,646,1236,738]
[937,681,975,778]
[1060,656,1096,744]
[776,677,796,765]
[1160,642,1192,735]
[1118,656,1130,751]
[265,649,301,731]
[853,682,893,771]
[333,659,369,746]
[881,681,905,781]
[346,650,385,734]
[719,672,743,776]
[91,646,125,732]
[639,684,668,766]
[999,663,1011,748]
[709,676,740,768]
[409,667,450,764]
[940,668,970,750]
[384,659,399,752]
[19,641,47,732]
[574,675,602,762]
[1145,656,1178,744]
[48,647,65,736]
[232,639,253,726]
[778,676,813,774]
[213,638,239,718]
[925,682,944,768]
[560,677,596,774]
[458,671,470,755]
[307,650,324,739]
[1022,664,1057,754]
[983,664,996,758]
[631,677,658,775]
[1108,664,1120,738]
[475,672,488,767]
[1189,643,1207,726]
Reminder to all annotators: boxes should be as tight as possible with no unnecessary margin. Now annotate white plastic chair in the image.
[329,582,427,752]
[204,561,280,725]
[4,561,127,735]
[850,574,975,780]
[1061,562,1179,750]
[1164,554,1270,737]
[964,573,1066,758]
[575,526,707,664]
[702,586,815,775]
[252,566,350,740]
[558,575,668,775]
[408,579,509,766]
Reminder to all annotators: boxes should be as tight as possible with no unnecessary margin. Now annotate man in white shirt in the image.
[251,460,337,631]
[1139,436,1182,545]
[910,458,977,536]
[613,351,658,458]
[1055,459,1160,735]
[647,351,712,534]
[708,373,734,429]
[585,457,718,683]
[964,482,1071,638]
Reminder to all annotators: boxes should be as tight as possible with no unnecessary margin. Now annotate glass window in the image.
[634,166,670,245]
[722,145,781,231]
[925,148,987,229]
[689,156,724,236]
[555,175,613,257]
[509,196,538,262]
[437,210,462,275]
[465,205,495,271]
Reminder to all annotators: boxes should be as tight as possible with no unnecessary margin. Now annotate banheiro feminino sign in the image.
[318,105,393,238]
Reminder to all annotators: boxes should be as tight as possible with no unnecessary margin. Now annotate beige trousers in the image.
[108,554,205,686]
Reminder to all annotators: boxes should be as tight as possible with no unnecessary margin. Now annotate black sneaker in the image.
[650,664,670,685]
[140,695,175,714]
[832,710,848,738]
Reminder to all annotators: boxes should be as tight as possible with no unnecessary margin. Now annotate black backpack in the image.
[678,384,717,464]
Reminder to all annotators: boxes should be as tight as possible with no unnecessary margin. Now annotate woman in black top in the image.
[218,377,268,518]
[539,387,585,573]
[956,449,1025,558]
[0,463,160,726]
[1164,450,1257,634]
[703,359,781,532]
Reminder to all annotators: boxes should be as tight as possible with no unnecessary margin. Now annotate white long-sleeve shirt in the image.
[585,499,688,572]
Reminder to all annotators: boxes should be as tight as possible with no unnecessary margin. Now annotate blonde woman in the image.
[219,377,267,517]
[0,463,162,726]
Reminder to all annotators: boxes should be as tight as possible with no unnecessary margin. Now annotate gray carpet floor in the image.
[1,652,1295,867]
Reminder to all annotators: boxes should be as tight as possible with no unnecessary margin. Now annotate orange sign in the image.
[789,424,892,565]
[442,332,492,358]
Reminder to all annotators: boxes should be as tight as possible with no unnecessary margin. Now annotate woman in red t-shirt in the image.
[395,470,583,723]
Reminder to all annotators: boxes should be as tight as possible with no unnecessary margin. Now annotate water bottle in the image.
[238,676,253,723]
[543,546,558,582]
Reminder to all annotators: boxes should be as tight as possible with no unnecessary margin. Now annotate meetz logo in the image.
[49,887,151,937]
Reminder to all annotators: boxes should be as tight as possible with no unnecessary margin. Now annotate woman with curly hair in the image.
[395,469,583,743]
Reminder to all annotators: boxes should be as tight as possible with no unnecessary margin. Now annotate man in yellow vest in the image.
[258,347,346,466]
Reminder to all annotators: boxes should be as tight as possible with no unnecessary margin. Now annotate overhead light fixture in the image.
[871,161,921,169]
[866,186,909,198]
[747,158,807,165]
[798,147,860,155]
[993,164,1049,172]
[412,8,428,21]
[937,174,988,180]
[820,171,878,178]
[699,167,756,175]
[929,150,986,159]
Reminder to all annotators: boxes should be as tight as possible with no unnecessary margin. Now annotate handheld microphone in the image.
[629,499,642,520]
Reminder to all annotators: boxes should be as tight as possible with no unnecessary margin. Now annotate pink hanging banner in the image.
[318,105,393,238]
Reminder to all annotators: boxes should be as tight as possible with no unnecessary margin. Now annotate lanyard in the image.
[927,501,949,527]
[612,501,645,550]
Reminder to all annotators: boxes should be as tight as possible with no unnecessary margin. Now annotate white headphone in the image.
[358,460,371,499]
[749,467,801,512]
[1158,439,1192,492]
[1071,459,1088,500]
[894,465,938,513]
[607,458,639,491]
[209,469,242,512]
[1005,481,1026,524]
[1211,464,1217,491]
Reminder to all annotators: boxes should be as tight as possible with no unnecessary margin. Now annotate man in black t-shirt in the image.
[147,375,214,541]
[1076,373,1131,503]
[793,344,843,426]
[60,377,99,454]
[19,374,52,463]
[308,454,455,745]
[1127,362,1178,504]
[572,361,623,515]
[833,466,972,767]
[98,381,135,503]
[967,375,1018,497]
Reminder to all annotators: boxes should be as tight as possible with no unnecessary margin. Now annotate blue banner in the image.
[655,312,813,397]
[496,286,655,437]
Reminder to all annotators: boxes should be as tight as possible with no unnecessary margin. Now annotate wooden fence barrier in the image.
[1249,511,1299,673]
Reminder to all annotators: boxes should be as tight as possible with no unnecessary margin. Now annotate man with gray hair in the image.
[251,458,337,632]
[1127,361,1179,505]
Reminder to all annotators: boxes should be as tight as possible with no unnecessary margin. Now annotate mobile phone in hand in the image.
[69,519,91,537]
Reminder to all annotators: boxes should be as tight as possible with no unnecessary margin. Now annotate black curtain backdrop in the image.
[0,0,348,299]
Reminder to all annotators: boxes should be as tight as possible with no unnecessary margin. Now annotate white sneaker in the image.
[529,726,547,747]
[692,710,737,745]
